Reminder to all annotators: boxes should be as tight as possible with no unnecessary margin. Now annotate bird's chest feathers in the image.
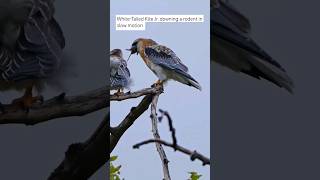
[138,44,168,80]
[144,56,167,80]
[110,58,120,69]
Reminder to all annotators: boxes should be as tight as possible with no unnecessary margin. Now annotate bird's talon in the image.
[12,95,41,112]
[114,92,124,96]
[113,89,125,96]
[153,80,163,88]
[152,83,163,89]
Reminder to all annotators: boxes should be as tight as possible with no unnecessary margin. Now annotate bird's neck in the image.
[138,40,157,65]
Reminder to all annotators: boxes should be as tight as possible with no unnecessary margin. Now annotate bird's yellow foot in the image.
[152,80,163,88]
[12,94,44,112]
[113,89,124,96]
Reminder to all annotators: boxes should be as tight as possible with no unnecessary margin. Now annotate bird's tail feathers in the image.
[175,70,202,91]
[125,78,133,91]
[187,78,202,91]
[249,56,294,93]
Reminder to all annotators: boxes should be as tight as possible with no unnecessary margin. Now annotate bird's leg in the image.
[152,79,163,87]
[12,86,44,112]
[114,88,124,96]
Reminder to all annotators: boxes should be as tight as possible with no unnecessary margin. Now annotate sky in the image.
[111,0,210,179]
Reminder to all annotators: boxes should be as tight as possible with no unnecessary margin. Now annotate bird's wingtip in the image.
[189,80,202,91]
[197,84,202,91]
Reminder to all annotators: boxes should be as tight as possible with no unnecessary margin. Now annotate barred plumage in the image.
[0,0,65,109]
[0,0,64,87]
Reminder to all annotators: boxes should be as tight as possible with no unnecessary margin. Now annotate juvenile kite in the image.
[110,49,131,95]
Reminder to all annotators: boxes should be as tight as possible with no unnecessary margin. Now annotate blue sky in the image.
[110,0,210,179]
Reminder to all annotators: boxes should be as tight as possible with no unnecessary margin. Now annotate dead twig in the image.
[133,139,210,166]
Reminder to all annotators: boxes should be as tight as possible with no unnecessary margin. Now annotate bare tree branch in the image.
[109,85,163,155]
[110,95,152,153]
[110,86,162,101]
[133,139,210,166]
[150,92,171,180]
[48,110,109,180]
[47,86,163,179]
[135,109,210,166]
[159,109,177,149]
[110,95,155,155]
[110,85,209,180]
[0,87,108,125]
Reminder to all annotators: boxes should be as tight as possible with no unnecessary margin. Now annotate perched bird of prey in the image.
[0,0,65,110]
[127,38,201,90]
[110,49,131,95]
[211,0,294,93]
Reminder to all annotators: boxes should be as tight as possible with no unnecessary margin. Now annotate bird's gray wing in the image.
[211,0,294,92]
[110,60,130,89]
[145,45,190,72]
[145,45,201,89]
[110,72,130,89]
[211,0,251,33]
[117,60,130,79]
[0,0,65,82]
[110,76,126,90]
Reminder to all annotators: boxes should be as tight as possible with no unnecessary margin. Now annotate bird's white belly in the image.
[148,62,168,81]
[148,62,185,83]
